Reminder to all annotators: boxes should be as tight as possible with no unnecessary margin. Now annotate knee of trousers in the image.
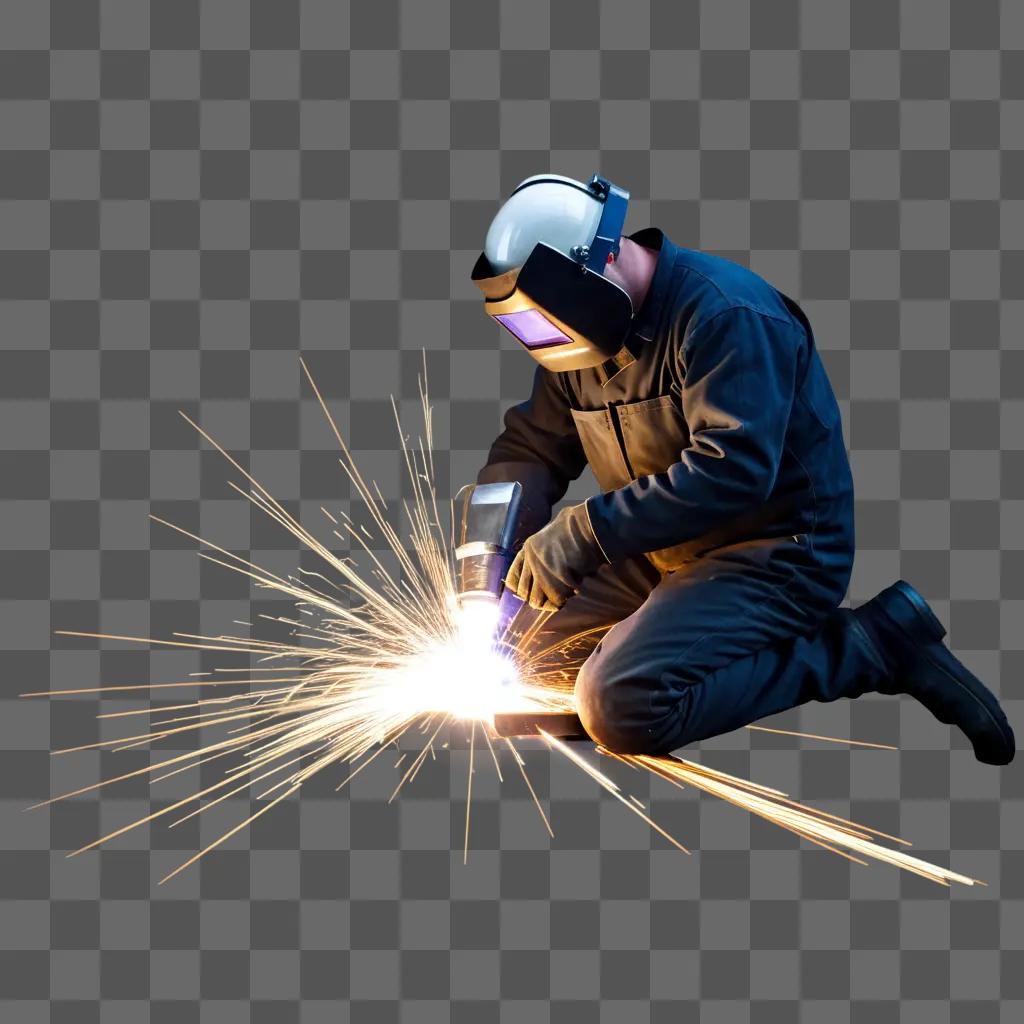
[574,645,674,755]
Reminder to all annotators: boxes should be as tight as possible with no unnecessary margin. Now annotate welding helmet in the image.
[471,173,634,371]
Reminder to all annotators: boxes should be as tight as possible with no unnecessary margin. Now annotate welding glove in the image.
[504,503,609,611]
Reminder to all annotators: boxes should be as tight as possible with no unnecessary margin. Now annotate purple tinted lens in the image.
[494,309,572,350]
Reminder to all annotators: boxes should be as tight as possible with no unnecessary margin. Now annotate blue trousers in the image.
[512,532,883,754]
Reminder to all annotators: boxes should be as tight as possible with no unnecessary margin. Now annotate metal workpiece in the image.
[492,709,590,740]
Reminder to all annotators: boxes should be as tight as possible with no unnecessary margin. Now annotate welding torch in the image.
[453,481,589,740]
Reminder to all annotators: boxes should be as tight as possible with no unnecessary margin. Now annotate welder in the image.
[465,172,1015,765]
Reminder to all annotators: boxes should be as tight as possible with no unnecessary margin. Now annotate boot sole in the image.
[917,644,1015,765]
[887,581,1014,765]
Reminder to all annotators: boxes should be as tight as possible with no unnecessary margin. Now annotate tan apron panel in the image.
[571,396,708,572]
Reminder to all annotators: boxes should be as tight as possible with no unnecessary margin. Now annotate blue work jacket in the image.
[477,228,855,578]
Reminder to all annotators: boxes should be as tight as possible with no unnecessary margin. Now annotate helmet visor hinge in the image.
[569,244,590,266]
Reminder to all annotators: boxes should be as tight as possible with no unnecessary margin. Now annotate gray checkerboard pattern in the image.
[2,0,1023,1019]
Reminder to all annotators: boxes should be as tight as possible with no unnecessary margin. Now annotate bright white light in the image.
[453,597,502,648]
[364,598,524,724]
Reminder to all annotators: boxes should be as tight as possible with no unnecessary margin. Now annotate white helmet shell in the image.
[484,174,604,275]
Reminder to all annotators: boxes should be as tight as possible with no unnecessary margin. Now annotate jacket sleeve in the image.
[476,364,589,542]
[584,305,802,562]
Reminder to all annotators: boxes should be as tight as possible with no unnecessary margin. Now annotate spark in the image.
[743,723,898,750]
[464,720,476,865]
[29,355,983,887]
[625,753,979,887]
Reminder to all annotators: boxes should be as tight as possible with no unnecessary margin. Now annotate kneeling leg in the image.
[575,566,883,755]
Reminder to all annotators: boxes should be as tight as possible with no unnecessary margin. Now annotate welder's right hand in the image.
[504,503,609,612]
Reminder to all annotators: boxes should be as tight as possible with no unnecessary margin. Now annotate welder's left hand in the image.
[504,503,609,611]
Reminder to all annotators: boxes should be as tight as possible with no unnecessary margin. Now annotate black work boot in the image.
[852,580,1015,765]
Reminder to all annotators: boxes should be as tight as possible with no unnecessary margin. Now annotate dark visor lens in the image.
[493,309,572,350]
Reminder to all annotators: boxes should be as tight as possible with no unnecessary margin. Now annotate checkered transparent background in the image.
[2,1,1023,1020]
